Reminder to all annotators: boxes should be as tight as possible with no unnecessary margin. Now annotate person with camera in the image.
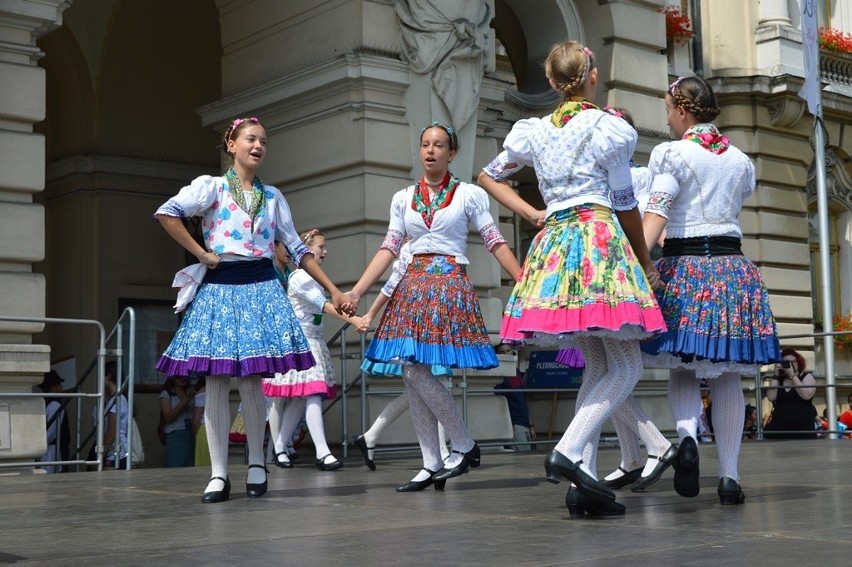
[764,348,817,439]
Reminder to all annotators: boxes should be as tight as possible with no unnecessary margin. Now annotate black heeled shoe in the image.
[396,468,446,492]
[432,443,480,481]
[201,476,231,504]
[544,450,615,503]
[565,486,626,518]
[631,444,678,492]
[603,466,643,489]
[316,454,342,471]
[717,477,745,505]
[672,437,700,498]
[353,434,376,471]
[273,451,294,469]
[246,464,269,498]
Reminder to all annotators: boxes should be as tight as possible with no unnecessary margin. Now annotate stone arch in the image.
[493,0,583,110]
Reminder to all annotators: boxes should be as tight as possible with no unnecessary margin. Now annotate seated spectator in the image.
[37,370,70,473]
[763,347,817,439]
[493,344,535,452]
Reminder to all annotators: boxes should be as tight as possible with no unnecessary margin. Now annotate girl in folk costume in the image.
[348,122,521,492]
[154,117,353,503]
[642,76,779,505]
[557,106,678,495]
[478,41,665,516]
[263,229,366,471]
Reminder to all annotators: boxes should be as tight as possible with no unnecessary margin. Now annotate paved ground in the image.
[1,439,850,566]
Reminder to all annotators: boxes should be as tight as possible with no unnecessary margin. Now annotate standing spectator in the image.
[38,370,70,473]
[193,376,210,467]
[159,376,196,467]
[89,361,129,470]
[764,347,817,439]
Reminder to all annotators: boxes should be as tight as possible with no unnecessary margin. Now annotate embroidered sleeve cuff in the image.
[611,186,638,211]
[479,222,507,252]
[154,200,187,218]
[482,151,524,182]
[290,240,311,267]
[379,229,404,257]
[645,192,673,218]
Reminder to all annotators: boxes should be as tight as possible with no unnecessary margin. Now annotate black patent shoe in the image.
[717,477,745,505]
[432,443,480,481]
[565,486,626,518]
[353,434,376,471]
[631,444,678,492]
[396,468,446,492]
[603,466,643,489]
[672,437,700,498]
[316,454,342,471]
[273,451,294,469]
[201,476,231,504]
[246,464,269,498]
[544,450,615,503]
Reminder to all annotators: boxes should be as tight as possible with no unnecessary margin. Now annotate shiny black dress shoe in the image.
[316,454,343,471]
[273,451,294,469]
[433,443,480,481]
[565,486,626,518]
[672,436,700,497]
[544,450,615,503]
[246,464,269,498]
[201,476,231,504]
[396,468,446,492]
[603,466,643,489]
[353,434,376,471]
[631,443,678,492]
[717,477,745,505]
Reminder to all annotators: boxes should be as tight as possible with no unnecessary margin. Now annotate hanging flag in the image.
[799,0,822,117]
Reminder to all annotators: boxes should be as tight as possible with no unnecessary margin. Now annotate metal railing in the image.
[0,308,137,472]
[326,324,852,459]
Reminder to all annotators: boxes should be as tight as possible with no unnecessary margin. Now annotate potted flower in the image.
[833,312,852,351]
[818,27,852,55]
[659,5,694,47]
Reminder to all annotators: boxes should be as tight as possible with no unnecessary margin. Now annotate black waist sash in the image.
[662,236,743,258]
[202,258,276,285]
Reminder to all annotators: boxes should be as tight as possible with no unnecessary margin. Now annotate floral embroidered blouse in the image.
[379,181,506,262]
[155,175,310,265]
[482,109,638,215]
[647,133,755,239]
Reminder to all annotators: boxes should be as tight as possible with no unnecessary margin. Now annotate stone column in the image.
[758,0,793,28]
[0,0,71,471]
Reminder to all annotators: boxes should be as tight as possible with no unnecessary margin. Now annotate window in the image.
[118,300,180,385]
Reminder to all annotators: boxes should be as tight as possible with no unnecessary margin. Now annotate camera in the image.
[780,360,792,369]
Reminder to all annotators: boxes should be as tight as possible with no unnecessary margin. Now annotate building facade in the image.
[1,0,849,467]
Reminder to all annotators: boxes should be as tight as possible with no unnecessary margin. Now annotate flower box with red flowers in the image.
[659,5,694,47]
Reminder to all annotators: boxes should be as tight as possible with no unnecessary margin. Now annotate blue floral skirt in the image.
[155,261,315,378]
[365,254,497,369]
[642,254,780,378]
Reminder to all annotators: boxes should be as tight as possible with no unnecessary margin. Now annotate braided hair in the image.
[667,76,721,123]
[544,40,595,98]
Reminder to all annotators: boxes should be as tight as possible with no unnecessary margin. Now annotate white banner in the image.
[799,0,822,117]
